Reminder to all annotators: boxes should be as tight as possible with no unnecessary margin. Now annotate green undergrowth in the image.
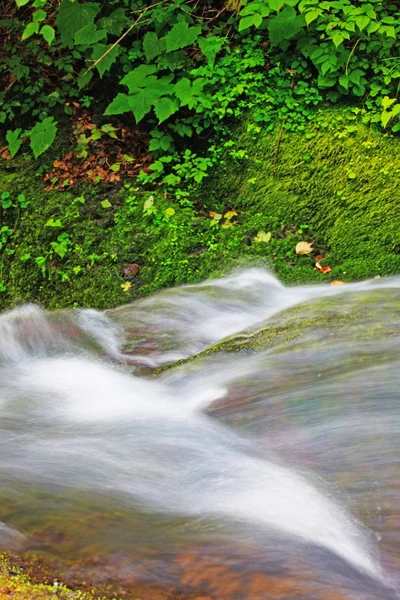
[0,103,399,311]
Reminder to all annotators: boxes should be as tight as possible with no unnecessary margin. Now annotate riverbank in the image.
[1,105,399,312]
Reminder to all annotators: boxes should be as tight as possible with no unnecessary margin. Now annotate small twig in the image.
[83,0,166,77]
[345,38,360,77]
[273,119,286,177]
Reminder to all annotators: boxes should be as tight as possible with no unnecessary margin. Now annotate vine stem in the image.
[346,38,361,77]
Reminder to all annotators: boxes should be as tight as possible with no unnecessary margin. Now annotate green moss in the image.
[0,105,399,311]
[0,554,108,600]
[200,105,400,283]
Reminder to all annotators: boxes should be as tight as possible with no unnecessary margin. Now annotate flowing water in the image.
[1,269,400,599]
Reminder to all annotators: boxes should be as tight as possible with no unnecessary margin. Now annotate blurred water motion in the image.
[1,270,400,599]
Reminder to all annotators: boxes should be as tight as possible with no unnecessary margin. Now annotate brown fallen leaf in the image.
[296,241,313,255]
[122,263,140,277]
[331,280,345,285]
[315,254,324,260]
[320,265,332,274]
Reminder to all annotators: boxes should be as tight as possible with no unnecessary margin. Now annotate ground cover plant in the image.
[0,0,399,308]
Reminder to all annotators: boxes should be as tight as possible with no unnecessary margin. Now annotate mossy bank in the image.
[0,105,399,312]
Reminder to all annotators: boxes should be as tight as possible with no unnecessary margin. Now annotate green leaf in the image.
[384,26,396,39]
[6,128,23,157]
[45,218,63,227]
[101,199,112,208]
[56,0,100,47]
[40,24,55,45]
[381,96,396,110]
[30,117,57,158]
[165,207,175,217]
[239,14,262,31]
[268,7,305,47]
[91,43,120,78]
[332,32,344,47]
[16,0,30,6]
[22,21,39,39]
[128,90,154,123]
[97,8,128,36]
[269,0,285,10]
[165,22,201,52]
[154,97,179,124]
[174,77,206,109]
[305,9,321,25]
[32,9,46,21]
[348,69,364,86]
[198,36,225,68]
[104,93,130,115]
[356,15,370,31]
[74,23,106,45]
[77,68,93,90]
[101,123,118,139]
[338,74,349,90]
[143,31,166,61]
[120,65,157,91]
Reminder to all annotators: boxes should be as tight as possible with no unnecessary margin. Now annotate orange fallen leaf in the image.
[296,241,313,255]
[320,265,332,274]
[315,254,324,260]
[331,280,345,285]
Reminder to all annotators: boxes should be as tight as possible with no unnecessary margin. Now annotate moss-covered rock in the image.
[200,105,400,284]
[0,554,104,600]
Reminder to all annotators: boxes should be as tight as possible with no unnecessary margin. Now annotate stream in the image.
[1,269,400,599]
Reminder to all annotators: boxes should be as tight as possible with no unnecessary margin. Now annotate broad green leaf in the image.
[338,74,349,90]
[198,36,226,68]
[332,32,344,47]
[305,9,321,25]
[268,7,305,47]
[120,65,157,91]
[97,8,128,36]
[91,43,120,78]
[384,26,395,38]
[30,117,57,158]
[381,96,396,110]
[16,0,30,6]
[356,15,370,31]
[269,0,285,10]
[104,92,130,115]
[154,97,179,123]
[174,77,206,109]
[56,0,100,47]
[74,23,107,45]
[128,90,154,123]
[239,14,262,31]
[143,31,166,61]
[165,22,201,52]
[22,22,39,39]
[6,128,23,157]
[77,68,93,90]
[348,68,364,86]
[381,111,392,128]
[101,199,112,208]
[45,218,62,227]
[165,207,175,217]
[32,9,46,21]
[40,24,55,45]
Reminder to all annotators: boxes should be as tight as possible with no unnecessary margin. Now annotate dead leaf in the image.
[320,265,332,274]
[121,282,132,292]
[209,212,222,221]
[296,241,313,255]
[331,280,345,286]
[254,231,272,243]
[122,263,140,277]
[315,254,324,260]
